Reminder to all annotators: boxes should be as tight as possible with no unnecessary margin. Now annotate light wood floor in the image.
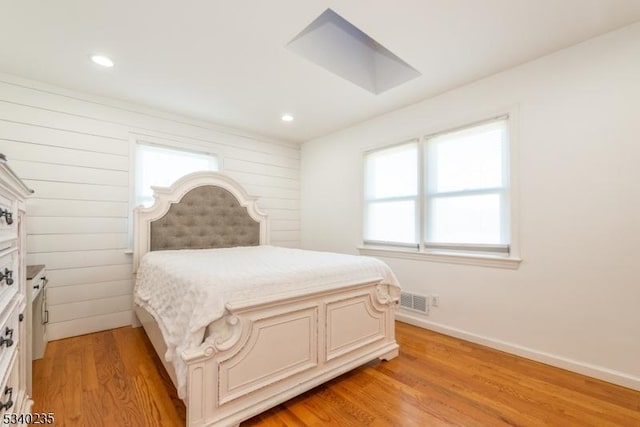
[32,322,640,426]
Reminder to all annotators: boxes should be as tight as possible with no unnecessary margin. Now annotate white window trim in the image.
[359,108,521,269]
[358,244,521,269]
[125,133,223,253]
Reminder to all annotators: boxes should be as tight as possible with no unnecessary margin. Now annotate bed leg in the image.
[379,347,399,361]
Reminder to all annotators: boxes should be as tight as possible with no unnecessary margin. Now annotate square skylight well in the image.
[287,9,421,94]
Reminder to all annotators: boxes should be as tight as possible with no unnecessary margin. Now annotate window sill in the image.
[357,245,522,269]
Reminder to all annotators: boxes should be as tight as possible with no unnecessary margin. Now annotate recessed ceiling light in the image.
[281,114,294,122]
[91,55,114,67]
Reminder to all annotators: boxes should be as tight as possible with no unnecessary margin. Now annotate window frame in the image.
[133,142,219,208]
[359,112,521,269]
[126,134,222,252]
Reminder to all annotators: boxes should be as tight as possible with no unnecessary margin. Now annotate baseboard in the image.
[396,311,640,392]
[47,310,133,341]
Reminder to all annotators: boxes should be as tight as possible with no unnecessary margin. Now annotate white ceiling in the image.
[1,1,639,143]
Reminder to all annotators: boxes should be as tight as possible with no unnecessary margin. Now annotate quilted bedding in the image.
[134,245,399,397]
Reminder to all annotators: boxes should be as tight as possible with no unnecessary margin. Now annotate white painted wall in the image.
[0,74,300,340]
[301,23,640,389]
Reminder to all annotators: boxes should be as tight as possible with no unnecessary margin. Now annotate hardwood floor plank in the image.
[112,326,145,377]
[48,338,76,426]
[63,340,83,425]
[91,331,140,426]
[80,334,99,392]
[81,390,113,427]
[130,374,173,427]
[359,365,509,427]
[398,323,639,426]
[31,322,640,426]
[379,354,537,426]
[136,358,185,425]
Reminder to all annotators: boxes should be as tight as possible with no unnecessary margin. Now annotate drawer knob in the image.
[0,209,12,225]
[0,327,13,348]
[0,386,13,411]
[0,268,13,286]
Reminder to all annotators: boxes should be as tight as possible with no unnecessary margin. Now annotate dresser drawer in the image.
[0,193,17,245]
[0,303,19,382]
[0,249,18,307]
[0,351,18,419]
[27,265,46,301]
[0,303,20,380]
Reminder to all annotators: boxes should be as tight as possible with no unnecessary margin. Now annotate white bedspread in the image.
[133,245,399,398]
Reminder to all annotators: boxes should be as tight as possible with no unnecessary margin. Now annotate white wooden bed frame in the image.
[133,172,400,427]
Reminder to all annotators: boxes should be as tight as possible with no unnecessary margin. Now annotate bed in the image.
[132,171,400,427]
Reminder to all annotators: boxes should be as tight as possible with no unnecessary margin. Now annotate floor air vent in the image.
[400,292,429,314]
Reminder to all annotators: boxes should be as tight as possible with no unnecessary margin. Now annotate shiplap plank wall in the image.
[0,74,300,340]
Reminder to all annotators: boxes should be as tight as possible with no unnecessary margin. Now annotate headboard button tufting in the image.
[150,185,260,251]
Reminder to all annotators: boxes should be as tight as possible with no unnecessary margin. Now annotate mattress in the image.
[134,245,400,397]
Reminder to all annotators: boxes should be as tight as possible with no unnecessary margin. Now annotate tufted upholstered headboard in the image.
[150,185,260,251]
[133,171,268,272]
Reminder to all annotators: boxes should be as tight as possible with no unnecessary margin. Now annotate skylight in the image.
[287,9,421,94]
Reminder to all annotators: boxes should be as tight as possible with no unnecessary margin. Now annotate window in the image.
[135,143,219,207]
[425,120,509,253]
[364,142,418,247]
[363,116,513,260]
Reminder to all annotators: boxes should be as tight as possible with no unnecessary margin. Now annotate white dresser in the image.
[0,153,33,418]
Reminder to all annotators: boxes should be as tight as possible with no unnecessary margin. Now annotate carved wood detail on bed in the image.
[180,279,399,426]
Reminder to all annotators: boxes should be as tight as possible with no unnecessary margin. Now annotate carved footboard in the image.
[182,279,399,427]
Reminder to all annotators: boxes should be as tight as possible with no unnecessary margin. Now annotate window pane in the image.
[136,144,218,207]
[365,200,416,244]
[427,121,506,193]
[365,142,417,199]
[427,194,506,244]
